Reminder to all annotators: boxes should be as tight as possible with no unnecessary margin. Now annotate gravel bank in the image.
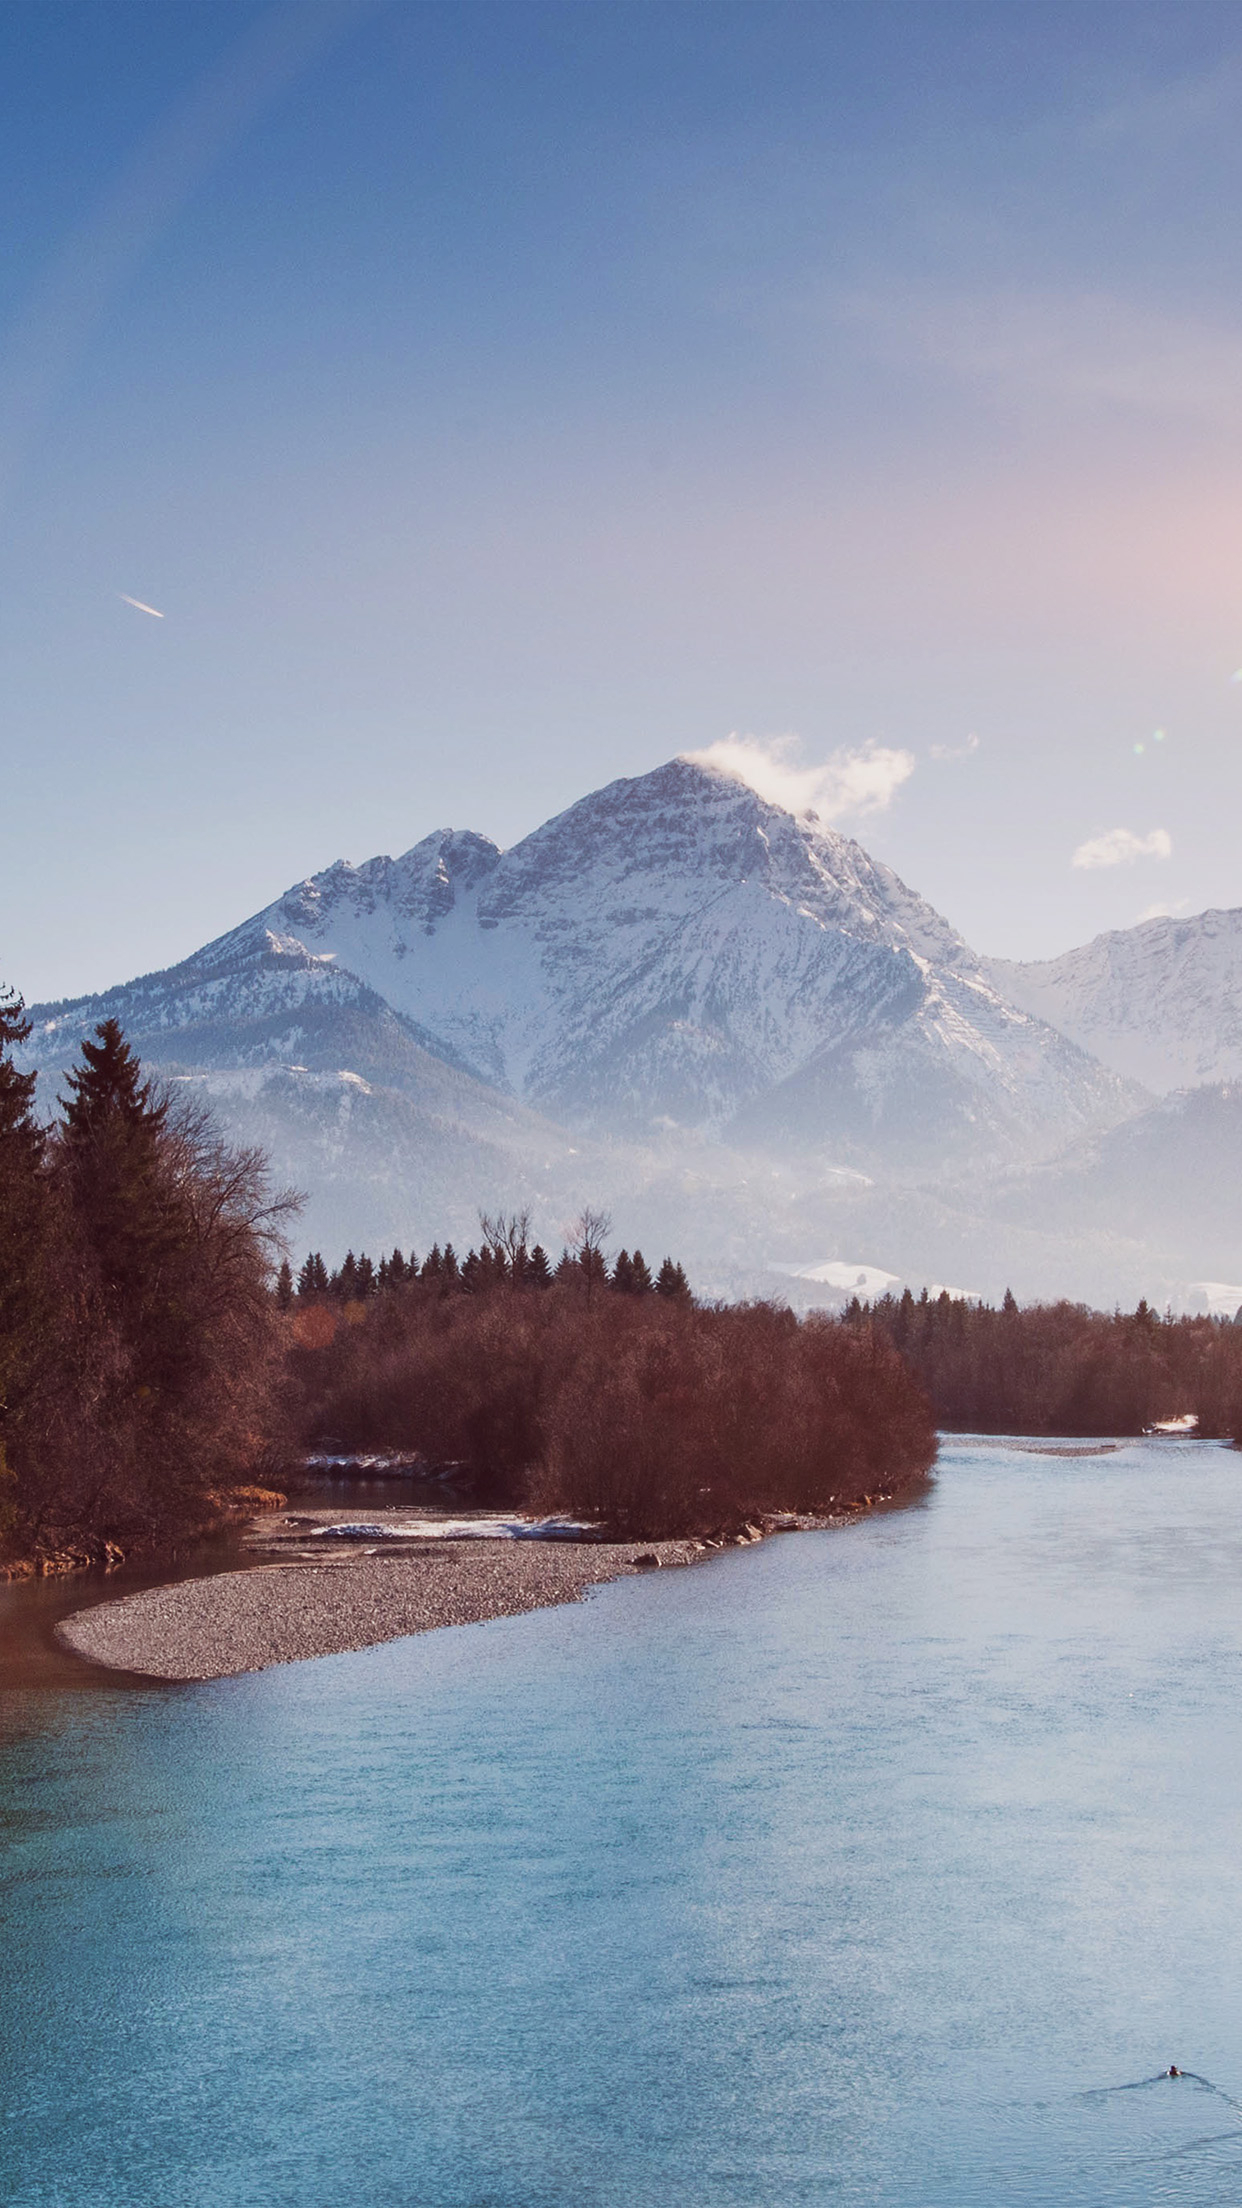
[55,1538,705,1681]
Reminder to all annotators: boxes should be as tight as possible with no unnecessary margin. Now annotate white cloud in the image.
[685,734,915,822]
[1137,898,1190,922]
[1072,827,1172,870]
[929,732,980,763]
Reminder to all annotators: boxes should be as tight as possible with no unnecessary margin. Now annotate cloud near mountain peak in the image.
[685,735,915,823]
[1072,826,1172,870]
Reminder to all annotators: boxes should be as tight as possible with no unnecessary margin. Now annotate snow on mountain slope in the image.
[18,756,1160,1290]
[192,757,1137,1168]
[22,936,554,1153]
[987,908,1242,1094]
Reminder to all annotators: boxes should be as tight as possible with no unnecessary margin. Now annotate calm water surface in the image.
[3,1436,1242,2206]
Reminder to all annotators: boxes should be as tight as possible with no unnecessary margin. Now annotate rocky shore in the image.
[55,1535,707,1681]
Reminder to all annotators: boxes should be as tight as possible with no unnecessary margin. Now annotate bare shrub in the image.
[290,1284,936,1537]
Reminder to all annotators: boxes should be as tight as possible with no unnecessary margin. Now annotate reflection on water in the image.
[2,1436,1242,2206]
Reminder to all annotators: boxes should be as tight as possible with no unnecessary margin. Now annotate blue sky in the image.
[5,0,1242,997]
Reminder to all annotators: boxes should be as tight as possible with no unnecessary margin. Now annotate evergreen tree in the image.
[355,1253,376,1299]
[656,1258,691,1300]
[527,1244,553,1288]
[421,1244,442,1281]
[440,1242,460,1287]
[0,987,47,1530]
[612,1250,636,1294]
[58,1019,179,1334]
[275,1259,294,1309]
[334,1252,360,1301]
[48,1018,293,1544]
[630,1250,653,1294]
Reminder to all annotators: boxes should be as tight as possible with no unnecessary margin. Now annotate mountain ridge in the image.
[987,905,1242,1094]
[23,759,1139,1174]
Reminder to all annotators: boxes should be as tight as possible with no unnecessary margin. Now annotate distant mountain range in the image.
[987,908,1242,1093]
[18,759,1242,1311]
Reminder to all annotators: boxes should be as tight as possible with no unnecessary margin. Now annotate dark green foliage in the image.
[59,1018,173,1326]
[287,1285,935,1538]
[0,988,47,1536]
[864,1290,1242,1437]
[296,1230,693,1307]
[1,1004,296,1561]
[275,1260,294,1310]
[377,1249,412,1290]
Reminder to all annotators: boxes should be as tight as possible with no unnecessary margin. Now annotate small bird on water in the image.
[1167,2066,1181,2077]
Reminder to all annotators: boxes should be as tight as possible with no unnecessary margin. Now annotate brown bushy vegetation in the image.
[855,1288,1242,1437]
[0,1000,293,1566]
[287,1251,937,1536]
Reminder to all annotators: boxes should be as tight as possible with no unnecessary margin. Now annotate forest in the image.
[2,992,1239,1569]
[283,1226,937,1536]
[852,1288,1242,1438]
[0,990,292,1568]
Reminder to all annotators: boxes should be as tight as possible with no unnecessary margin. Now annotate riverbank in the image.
[55,1535,708,1680]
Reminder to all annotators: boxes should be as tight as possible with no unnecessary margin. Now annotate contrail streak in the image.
[119,593,165,618]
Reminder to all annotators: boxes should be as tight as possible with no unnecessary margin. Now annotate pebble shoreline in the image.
[55,1538,707,1681]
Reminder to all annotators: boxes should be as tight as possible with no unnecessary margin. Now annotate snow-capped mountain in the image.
[68,756,1131,1172]
[20,754,1175,1294]
[987,907,1242,1094]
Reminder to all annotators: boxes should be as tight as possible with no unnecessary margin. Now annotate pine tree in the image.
[275,1259,294,1309]
[51,1017,293,1542]
[612,1250,635,1293]
[440,1243,460,1287]
[527,1244,552,1288]
[0,987,47,1534]
[656,1257,690,1300]
[59,1018,178,1325]
[630,1249,653,1294]
[355,1254,376,1299]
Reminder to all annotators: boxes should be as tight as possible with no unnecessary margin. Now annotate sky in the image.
[5,0,1242,999]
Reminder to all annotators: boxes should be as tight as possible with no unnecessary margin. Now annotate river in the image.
[2,1434,1241,2205]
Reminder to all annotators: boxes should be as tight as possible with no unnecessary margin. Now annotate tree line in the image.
[851,1287,1242,1437]
[0,993,292,1567]
[284,1226,691,1306]
[12,992,1236,1569]
[284,1205,937,1535]
[287,1272,937,1536]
